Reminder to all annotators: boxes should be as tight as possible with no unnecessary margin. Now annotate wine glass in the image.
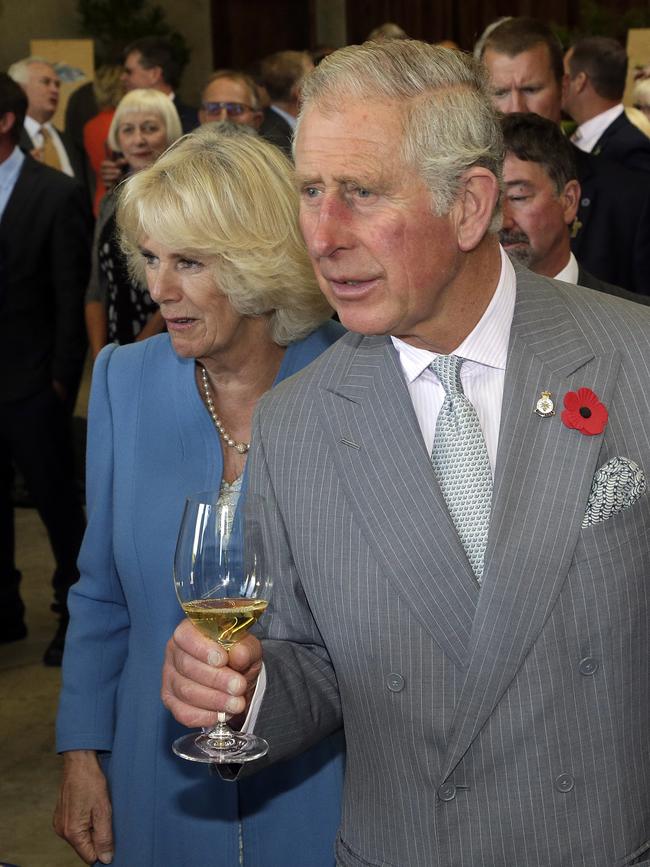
[171,490,272,764]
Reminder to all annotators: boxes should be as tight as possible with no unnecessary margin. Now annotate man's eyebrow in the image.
[504,179,534,188]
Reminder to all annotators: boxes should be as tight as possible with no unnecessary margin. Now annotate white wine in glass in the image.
[172,490,271,764]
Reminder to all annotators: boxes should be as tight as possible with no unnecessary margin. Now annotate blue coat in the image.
[57,324,345,867]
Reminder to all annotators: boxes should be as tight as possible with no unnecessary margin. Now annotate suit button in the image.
[438,782,456,802]
[554,773,575,793]
[581,197,591,207]
[578,656,599,676]
[386,673,405,692]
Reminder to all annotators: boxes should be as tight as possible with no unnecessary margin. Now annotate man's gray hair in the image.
[297,39,504,219]
[8,56,55,85]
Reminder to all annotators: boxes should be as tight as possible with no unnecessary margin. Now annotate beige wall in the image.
[0,0,212,106]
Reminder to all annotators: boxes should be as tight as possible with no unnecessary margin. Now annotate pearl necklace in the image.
[199,365,250,455]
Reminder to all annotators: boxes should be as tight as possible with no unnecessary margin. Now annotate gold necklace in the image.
[199,365,250,455]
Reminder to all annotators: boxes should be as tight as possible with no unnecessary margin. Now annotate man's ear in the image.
[574,70,588,94]
[453,167,500,252]
[561,178,580,225]
[0,112,16,136]
[150,65,164,87]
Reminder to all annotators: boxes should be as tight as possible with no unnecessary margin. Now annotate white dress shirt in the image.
[391,246,516,474]
[571,104,624,154]
[24,116,74,177]
[554,251,580,285]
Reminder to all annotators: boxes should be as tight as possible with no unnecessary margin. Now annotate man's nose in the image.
[508,90,527,113]
[501,199,514,230]
[305,196,350,258]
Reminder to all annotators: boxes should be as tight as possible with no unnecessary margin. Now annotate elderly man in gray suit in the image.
[162,40,650,867]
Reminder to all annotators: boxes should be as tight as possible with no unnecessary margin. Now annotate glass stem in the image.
[206,712,235,748]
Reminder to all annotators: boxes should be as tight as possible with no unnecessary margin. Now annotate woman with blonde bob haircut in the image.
[85,87,183,357]
[54,125,344,867]
[119,123,331,344]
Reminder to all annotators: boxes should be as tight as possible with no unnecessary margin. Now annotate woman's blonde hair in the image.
[108,88,182,152]
[117,124,332,345]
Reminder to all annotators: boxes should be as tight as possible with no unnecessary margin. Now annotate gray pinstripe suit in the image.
[248,268,650,867]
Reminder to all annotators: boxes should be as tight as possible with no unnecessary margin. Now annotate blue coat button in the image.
[386,673,405,692]
[578,656,598,676]
[554,773,575,793]
[438,782,457,802]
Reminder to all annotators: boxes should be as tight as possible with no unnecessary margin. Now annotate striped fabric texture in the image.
[249,267,650,867]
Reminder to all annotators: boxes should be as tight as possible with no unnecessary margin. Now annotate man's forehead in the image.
[204,78,251,102]
[30,62,58,81]
[503,153,552,185]
[485,44,556,82]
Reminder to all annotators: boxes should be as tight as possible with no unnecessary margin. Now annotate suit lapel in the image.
[440,269,620,780]
[318,335,478,670]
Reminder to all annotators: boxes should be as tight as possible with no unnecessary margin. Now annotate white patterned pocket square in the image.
[582,457,646,528]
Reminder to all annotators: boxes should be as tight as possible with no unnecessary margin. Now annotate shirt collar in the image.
[270,104,296,129]
[573,104,624,151]
[0,145,25,188]
[553,251,579,285]
[392,245,516,384]
[24,115,53,138]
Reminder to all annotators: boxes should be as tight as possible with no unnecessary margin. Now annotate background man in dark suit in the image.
[564,36,650,174]
[162,41,650,867]
[258,50,313,156]
[500,111,649,304]
[8,56,84,180]
[121,36,197,133]
[480,17,650,296]
[0,74,90,665]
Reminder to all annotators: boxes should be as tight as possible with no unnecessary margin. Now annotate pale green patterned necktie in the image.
[430,355,492,582]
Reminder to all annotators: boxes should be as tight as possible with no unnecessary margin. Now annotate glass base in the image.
[172,730,269,764]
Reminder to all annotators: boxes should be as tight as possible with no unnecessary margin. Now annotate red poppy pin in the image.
[561,387,608,436]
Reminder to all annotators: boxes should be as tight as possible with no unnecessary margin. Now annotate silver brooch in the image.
[535,391,555,418]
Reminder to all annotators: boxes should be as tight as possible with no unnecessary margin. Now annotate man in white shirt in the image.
[564,36,650,174]
[162,39,650,867]
[500,111,649,301]
[7,57,77,178]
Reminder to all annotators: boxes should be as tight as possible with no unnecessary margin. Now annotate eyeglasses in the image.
[200,101,253,117]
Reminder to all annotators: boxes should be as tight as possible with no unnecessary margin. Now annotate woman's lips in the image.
[165,317,197,332]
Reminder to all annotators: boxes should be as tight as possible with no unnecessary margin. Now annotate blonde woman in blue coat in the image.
[54,125,344,867]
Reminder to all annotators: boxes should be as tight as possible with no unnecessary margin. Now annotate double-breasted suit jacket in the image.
[247,268,650,867]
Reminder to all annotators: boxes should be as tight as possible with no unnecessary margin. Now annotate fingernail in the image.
[98,853,113,864]
[227,676,241,695]
[207,650,225,667]
[226,696,241,713]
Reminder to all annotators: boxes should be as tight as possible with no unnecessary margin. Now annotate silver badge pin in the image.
[535,390,555,417]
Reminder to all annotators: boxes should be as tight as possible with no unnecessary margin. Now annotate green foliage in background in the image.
[554,0,650,47]
[76,0,189,69]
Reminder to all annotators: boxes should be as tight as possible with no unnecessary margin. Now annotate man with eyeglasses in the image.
[198,70,263,131]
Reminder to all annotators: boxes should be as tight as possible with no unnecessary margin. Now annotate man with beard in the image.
[500,112,649,305]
